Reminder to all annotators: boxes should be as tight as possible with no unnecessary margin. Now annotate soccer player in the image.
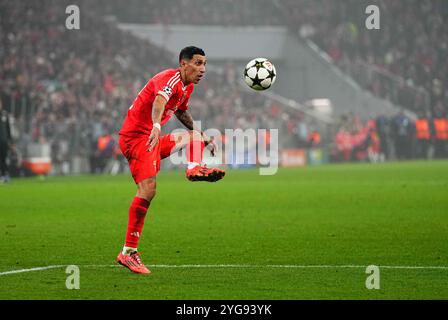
[116,46,225,274]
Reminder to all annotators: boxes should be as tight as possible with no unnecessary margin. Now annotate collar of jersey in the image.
[177,69,187,90]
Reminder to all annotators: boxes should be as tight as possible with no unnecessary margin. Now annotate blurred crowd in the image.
[279,0,448,117]
[0,0,174,176]
[331,112,448,163]
[1,1,447,178]
[99,0,448,116]
[0,0,313,177]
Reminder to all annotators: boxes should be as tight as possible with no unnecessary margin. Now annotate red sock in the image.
[125,197,150,248]
[187,140,204,164]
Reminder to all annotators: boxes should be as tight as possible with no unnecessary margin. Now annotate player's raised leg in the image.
[165,130,225,182]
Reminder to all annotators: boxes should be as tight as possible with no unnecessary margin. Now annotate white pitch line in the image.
[266,265,448,270]
[146,264,448,270]
[1,264,448,276]
[0,265,65,276]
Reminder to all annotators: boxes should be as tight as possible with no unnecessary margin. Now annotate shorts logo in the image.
[162,86,173,96]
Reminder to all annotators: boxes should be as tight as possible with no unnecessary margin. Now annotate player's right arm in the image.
[146,95,167,152]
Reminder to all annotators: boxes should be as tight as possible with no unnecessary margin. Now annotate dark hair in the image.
[179,46,205,63]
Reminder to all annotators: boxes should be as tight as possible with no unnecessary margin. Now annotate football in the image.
[243,58,277,91]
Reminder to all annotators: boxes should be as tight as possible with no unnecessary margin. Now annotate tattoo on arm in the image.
[175,109,211,145]
[175,109,195,131]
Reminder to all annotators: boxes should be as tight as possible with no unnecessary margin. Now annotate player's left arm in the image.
[175,109,209,143]
[174,109,195,131]
[175,109,216,154]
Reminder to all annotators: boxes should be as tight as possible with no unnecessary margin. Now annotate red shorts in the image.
[119,134,176,184]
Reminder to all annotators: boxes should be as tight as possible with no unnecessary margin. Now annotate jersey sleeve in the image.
[154,72,181,102]
[177,85,194,111]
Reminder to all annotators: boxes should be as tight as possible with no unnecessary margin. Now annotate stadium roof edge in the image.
[118,23,288,61]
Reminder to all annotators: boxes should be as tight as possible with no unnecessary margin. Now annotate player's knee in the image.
[145,188,156,201]
[138,178,157,202]
[139,187,156,202]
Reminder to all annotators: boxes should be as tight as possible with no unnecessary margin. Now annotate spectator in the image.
[391,111,413,159]
[0,101,12,182]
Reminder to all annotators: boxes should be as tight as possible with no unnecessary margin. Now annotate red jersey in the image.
[120,69,194,137]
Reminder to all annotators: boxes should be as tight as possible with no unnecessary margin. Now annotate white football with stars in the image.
[244,58,276,91]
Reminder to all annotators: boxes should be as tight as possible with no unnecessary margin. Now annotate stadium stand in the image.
[278,0,448,116]
[1,0,447,177]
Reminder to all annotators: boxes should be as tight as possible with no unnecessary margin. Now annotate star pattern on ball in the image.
[254,60,264,69]
[246,69,263,88]
[267,69,276,82]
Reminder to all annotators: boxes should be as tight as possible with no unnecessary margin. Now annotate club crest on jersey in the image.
[179,92,187,105]
[162,86,173,96]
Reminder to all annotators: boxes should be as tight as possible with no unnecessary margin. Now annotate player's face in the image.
[182,54,207,85]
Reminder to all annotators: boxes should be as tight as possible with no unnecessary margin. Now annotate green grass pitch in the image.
[0,161,447,299]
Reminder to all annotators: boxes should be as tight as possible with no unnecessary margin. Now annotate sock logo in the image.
[131,232,140,238]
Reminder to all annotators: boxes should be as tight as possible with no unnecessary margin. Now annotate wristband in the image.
[153,123,161,130]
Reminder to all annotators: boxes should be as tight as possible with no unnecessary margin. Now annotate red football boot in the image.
[116,251,151,274]
[186,165,225,182]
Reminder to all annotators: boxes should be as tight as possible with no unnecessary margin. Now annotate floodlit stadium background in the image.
[1,0,447,175]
